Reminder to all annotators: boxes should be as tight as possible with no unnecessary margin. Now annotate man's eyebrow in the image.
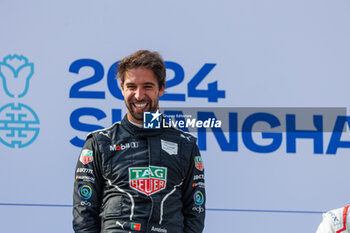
[144,82,156,86]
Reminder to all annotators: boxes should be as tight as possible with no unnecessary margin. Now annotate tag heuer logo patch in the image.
[194,156,204,171]
[129,166,167,195]
[80,149,93,165]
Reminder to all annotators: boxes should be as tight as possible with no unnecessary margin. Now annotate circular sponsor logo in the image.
[79,185,92,200]
[193,191,204,205]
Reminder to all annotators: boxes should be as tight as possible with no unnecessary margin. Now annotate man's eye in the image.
[144,85,153,89]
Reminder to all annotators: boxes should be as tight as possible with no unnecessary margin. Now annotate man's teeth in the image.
[134,103,147,109]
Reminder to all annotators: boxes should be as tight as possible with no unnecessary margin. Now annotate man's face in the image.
[121,67,165,124]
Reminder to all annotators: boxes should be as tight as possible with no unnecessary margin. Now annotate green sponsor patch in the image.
[80,149,93,165]
[194,156,204,171]
[129,166,167,195]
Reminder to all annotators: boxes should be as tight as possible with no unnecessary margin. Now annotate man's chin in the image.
[129,111,144,122]
[128,105,157,122]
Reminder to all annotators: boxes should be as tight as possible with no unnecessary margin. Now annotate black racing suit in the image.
[73,116,205,233]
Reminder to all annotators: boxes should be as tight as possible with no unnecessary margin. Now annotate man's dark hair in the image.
[117,50,166,90]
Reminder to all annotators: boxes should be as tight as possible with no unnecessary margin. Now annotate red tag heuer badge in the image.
[80,149,93,165]
[129,166,167,195]
[194,156,204,171]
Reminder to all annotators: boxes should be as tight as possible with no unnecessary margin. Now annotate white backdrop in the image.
[1,0,350,232]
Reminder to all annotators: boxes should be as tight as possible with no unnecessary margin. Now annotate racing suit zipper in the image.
[148,196,154,222]
[147,137,154,231]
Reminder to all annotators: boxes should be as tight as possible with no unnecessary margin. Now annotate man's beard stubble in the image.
[126,98,159,122]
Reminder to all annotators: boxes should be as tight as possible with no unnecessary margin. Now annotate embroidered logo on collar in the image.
[129,166,167,195]
[80,149,93,165]
[161,139,178,155]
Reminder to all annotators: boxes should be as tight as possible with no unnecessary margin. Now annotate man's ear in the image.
[159,83,165,97]
[120,81,125,96]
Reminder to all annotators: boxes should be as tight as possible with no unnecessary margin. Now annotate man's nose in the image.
[134,87,145,100]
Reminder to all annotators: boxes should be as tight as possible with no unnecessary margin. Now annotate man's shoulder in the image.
[164,127,197,144]
[87,122,121,141]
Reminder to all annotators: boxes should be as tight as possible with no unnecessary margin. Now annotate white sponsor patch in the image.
[76,175,95,183]
[193,174,204,181]
[110,142,139,151]
[151,226,167,233]
[161,139,178,155]
[76,168,94,174]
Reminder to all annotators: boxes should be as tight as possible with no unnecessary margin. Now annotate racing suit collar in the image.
[121,115,164,138]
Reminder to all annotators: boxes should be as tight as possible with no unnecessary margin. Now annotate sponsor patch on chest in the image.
[129,166,167,195]
[110,141,139,151]
[194,156,204,171]
[79,149,93,165]
[161,139,178,155]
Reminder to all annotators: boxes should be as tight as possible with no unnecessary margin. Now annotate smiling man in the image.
[73,50,206,233]
[118,53,165,124]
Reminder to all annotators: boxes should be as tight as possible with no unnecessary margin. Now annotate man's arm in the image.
[182,143,206,233]
[73,135,104,233]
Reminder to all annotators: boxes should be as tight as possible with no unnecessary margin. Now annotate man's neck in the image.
[128,119,143,128]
